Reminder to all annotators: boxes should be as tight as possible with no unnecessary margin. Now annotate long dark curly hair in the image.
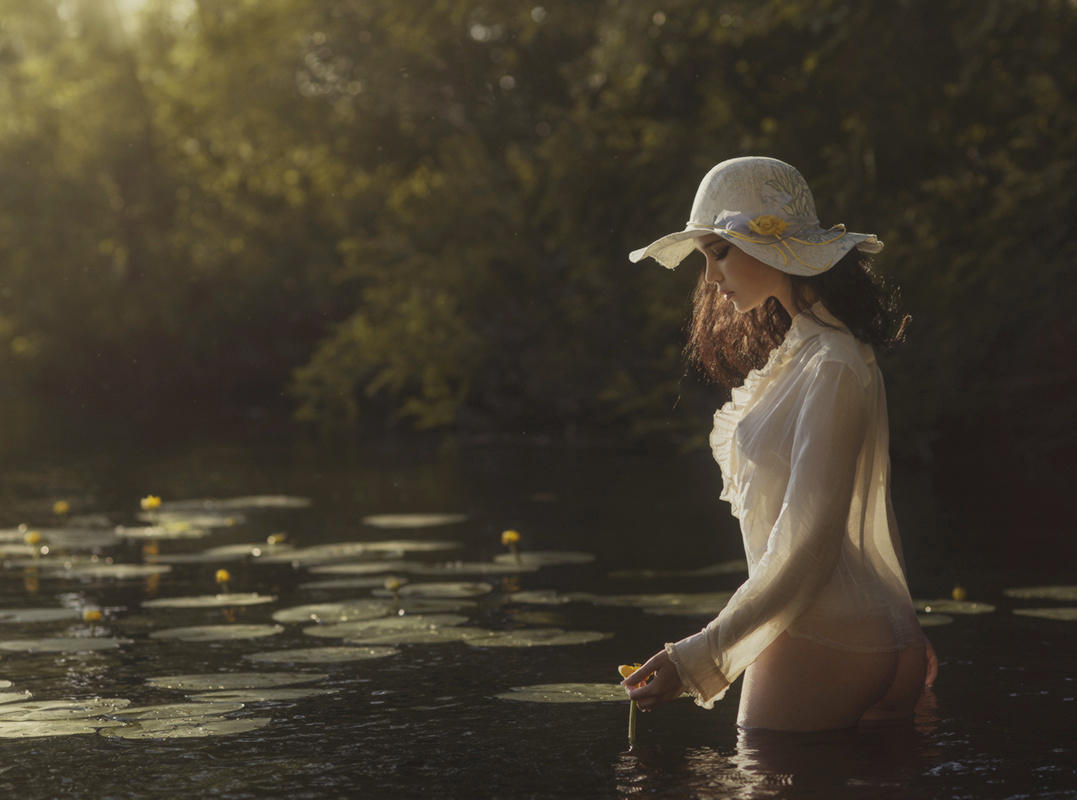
[684,248,909,390]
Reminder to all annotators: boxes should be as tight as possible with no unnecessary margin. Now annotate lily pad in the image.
[408,561,540,577]
[245,646,399,664]
[0,697,131,721]
[143,593,276,609]
[579,592,733,615]
[137,511,244,528]
[257,543,401,566]
[114,525,209,541]
[16,528,122,550]
[155,543,294,564]
[297,577,398,591]
[492,551,595,568]
[914,599,996,615]
[304,614,469,640]
[362,513,468,529]
[0,637,133,653]
[308,561,423,576]
[188,688,338,702]
[149,624,285,642]
[110,702,244,720]
[0,720,124,738]
[495,683,629,703]
[44,563,172,580]
[161,496,311,511]
[101,716,271,739]
[1003,586,1077,601]
[501,590,577,605]
[360,540,462,553]
[0,691,33,704]
[388,582,493,599]
[607,560,749,580]
[272,601,390,625]
[146,672,328,691]
[1012,608,1077,621]
[0,607,81,623]
[466,629,612,648]
[917,613,954,627]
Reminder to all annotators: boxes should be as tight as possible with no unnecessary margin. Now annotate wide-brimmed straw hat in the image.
[629,156,883,276]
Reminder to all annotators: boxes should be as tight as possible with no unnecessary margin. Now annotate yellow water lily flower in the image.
[383,576,402,593]
[266,532,287,546]
[24,530,41,546]
[952,585,967,601]
[500,530,520,546]
[52,500,70,516]
[140,495,162,511]
[747,214,789,237]
[82,609,102,623]
[617,663,644,746]
[215,569,231,588]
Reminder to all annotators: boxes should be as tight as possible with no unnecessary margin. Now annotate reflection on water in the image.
[617,692,942,799]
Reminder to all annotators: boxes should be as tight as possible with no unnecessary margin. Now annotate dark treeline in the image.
[0,0,1074,533]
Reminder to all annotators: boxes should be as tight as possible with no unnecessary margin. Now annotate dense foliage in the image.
[1,1,1073,502]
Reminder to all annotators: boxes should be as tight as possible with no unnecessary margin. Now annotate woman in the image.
[622,156,931,732]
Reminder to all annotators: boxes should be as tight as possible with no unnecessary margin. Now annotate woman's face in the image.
[694,234,791,314]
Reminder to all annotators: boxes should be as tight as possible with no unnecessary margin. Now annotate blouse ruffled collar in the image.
[710,302,838,515]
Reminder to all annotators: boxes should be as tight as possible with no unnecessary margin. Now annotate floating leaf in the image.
[146,672,328,691]
[297,577,399,591]
[137,511,244,528]
[110,702,244,720]
[0,637,133,653]
[502,590,576,605]
[0,691,33,704]
[307,561,423,576]
[155,543,293,564]
[0,607,81,623]
[188,688,337,702]
[245,646,399,664]
[917,613,954,627]
[389,582,493,599]
[579,592,733,615]
[143,593,276,609]
[408,561,541,576]
[101,716,271,739]
[0,720,124,738]
[304,614,469,640]
[362,513,468,529]
[495,683,629,703]
[43,563,172,580]
[149,624,285,642]
[114,525,209,540]
[466,629,612,648]
[914,599,995,615]
[1003,586,1077,601]
[257,544,401,566]
[160,496,311,511]
[491,551,595,567]
[272,601,390,625]
[1012,608,1077,621]
[0,697,131,721]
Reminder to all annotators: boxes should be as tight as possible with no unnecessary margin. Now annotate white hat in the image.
[629,156,883,276]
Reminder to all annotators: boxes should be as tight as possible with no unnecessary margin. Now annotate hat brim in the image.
[629,226,883,276]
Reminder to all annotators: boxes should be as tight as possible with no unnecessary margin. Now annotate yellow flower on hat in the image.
[748,214,788,237]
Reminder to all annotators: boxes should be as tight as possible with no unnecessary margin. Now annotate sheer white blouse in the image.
[666,302,923,709]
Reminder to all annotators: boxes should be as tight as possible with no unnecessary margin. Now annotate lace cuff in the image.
[665,630,730,710]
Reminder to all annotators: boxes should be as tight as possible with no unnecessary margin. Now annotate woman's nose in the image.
[705,259,722,284]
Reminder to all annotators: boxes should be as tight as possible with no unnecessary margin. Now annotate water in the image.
[0,438,1073,799]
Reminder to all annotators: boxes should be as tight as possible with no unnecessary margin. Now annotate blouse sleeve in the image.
[665,360,869,708]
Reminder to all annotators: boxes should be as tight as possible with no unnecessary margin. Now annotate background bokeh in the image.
[0,0,1073,561]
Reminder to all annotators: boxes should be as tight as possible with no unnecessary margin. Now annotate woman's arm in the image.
[658,360,870,709]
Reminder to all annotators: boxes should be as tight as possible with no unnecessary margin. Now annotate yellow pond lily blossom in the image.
[24,530,41,547]
[501,530,522,565]
[266,532,287,546]
[82,609,103,623]
[52,500,71,516]
[617,663,644,746]
[952,585,968,601]
[747,214,789,237]
[215,569,231,593]
[140,495,162,511]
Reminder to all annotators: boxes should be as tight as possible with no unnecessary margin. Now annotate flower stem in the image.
[628,699,637,746]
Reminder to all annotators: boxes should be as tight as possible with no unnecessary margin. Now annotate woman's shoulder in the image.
[795,310,876,389]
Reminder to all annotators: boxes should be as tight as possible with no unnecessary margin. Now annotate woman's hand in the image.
[621,649,685,711]
[924,635,938,687]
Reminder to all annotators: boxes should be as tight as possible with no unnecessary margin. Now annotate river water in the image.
[0,438,1073,798]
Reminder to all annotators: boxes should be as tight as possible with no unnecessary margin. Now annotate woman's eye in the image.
[710,245,730,260]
